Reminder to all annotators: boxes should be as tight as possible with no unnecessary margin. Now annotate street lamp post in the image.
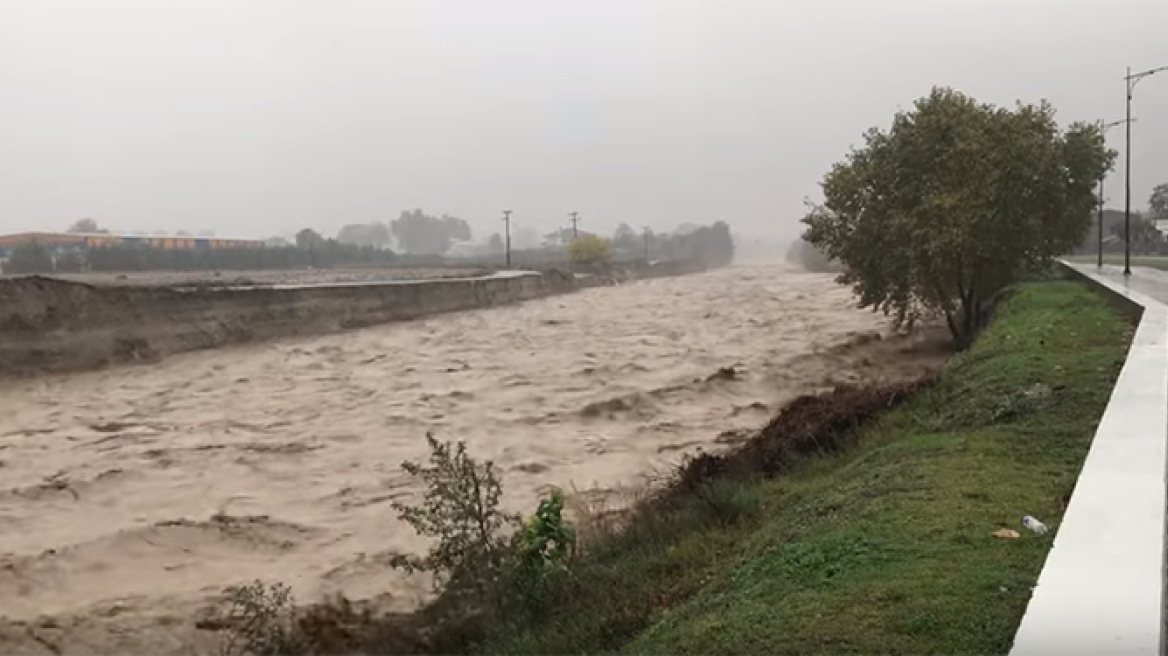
[502,210,512,269]
[1124,64,1168,275]
[1098,118,1133,268]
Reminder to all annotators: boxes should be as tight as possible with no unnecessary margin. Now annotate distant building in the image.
[0,232,265,258]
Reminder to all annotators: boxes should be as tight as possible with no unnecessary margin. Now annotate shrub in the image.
[516,489,576,570]
[566,234,612,267]
[391,435,579,636]
[390,433,521,606]
[216,580,307,656]
[504,488,577,621]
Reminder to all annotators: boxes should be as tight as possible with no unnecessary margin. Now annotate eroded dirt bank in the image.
[0,263,948,655]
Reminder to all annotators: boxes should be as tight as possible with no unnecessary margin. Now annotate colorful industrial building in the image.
[0,232,265,257]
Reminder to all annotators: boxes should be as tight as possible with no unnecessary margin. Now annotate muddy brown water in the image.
[0,263,946,654]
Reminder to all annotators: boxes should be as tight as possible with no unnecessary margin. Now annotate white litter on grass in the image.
[1021,515,1049,535]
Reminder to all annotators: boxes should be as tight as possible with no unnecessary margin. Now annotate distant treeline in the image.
[1070,209,1168,257]
[0,240,399,275]
[667,221,735,268]
[1,220,737,276]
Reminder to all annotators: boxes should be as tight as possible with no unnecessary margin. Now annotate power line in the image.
[568,212,580,240]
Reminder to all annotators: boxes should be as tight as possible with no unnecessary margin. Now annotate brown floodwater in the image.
[0,263,943,654]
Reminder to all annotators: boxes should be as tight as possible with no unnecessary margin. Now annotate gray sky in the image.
[1,0,1165,244]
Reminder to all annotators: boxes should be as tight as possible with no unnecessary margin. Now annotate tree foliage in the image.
[391,433,520,604]
[335,222,391,249]
[1151,182,1168,220]
[669,221,734,268]
[216,580,305,656]
[612,223,640,253]
[803,87,1115,347]
[295,228,325,251]
[566,234,612,267]
[2,241,55,274]
[391,209,472,254]
[487,233,505,253]
[67,217,107,234]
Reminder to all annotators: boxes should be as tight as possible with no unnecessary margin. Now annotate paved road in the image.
[1066,262,1168,306]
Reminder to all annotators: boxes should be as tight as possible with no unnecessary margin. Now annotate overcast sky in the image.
[1,0,1165,244]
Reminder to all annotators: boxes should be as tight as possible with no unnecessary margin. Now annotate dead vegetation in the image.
[670,379,934,495]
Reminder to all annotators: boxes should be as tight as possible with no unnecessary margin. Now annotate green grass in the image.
[475,281,1132,656]
[1067,254,1168,270]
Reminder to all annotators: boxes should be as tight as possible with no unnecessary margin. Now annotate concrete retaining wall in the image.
[1011,262,1167,655]
[0,270,581,377]
[0,260,711,377]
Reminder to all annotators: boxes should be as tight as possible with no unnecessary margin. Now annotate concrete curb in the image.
[1011,262,1167,655]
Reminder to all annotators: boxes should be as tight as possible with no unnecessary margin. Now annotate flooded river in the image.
[0,263,940,654]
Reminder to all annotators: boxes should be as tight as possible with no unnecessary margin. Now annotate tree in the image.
[295,228,325,251]
[803,87,1114,348]
[67,218,106,234]
[2,241,55,274]
[391,209,470,254]
[443,215,472,243]
[487,233,505,253]
[336,222,392,249]
[1151,183,1168,220]
[612,223,640,253]
[566,234,612,267]
[668,221,735,268]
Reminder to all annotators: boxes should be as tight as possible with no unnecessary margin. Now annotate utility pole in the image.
[502,210,512,268]
[568,212,580,240]
[1124,64,1168,276]
[642,226,651,260]
[1098,118,1134,268]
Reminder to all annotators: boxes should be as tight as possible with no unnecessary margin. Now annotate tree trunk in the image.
[948,292,987,351]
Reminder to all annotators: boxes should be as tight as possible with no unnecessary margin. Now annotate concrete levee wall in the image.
[0,270,580,377]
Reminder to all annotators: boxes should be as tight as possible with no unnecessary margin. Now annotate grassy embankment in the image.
[476,280,1132,655]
